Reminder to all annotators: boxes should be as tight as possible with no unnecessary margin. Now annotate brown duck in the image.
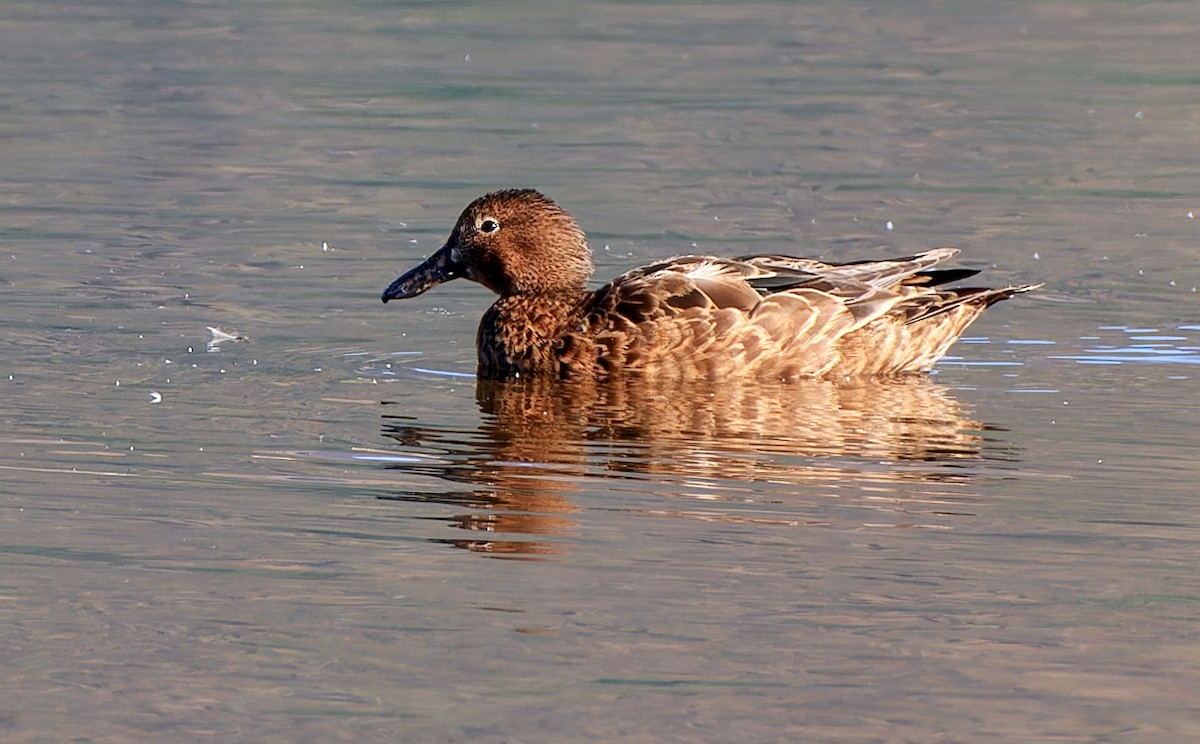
[381,189,1040,380]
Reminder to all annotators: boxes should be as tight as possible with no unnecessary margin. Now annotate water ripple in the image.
[1049,325,1200,367]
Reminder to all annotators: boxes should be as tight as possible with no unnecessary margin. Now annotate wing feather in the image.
[572,249,1034,378]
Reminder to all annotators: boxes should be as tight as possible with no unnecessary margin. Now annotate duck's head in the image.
[381,189,594,303]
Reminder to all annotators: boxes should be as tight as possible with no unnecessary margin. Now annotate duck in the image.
[381,189,1040,380]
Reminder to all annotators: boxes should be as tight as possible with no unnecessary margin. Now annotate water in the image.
[3,1,1200,741]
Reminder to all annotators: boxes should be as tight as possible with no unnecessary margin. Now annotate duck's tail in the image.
[905,282,1042,325]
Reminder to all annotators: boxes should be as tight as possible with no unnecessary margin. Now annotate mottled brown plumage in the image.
[382,189,1040,380]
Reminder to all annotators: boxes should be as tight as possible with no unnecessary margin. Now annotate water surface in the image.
[3,1,1200,741]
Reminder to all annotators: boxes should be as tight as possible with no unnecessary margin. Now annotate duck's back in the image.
[557,249,1037,380]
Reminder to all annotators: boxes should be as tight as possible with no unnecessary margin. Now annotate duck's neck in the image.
[476,291,587,378]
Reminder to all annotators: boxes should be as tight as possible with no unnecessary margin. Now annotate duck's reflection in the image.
[379,376,1005,556]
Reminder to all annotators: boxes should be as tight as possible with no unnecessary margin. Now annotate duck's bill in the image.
[381,243,462,303]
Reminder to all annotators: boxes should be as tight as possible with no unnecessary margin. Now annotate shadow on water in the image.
[376,375,1018,556]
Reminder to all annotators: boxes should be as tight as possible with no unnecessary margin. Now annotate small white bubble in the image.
[150,391,162,403]
[1033,252,1040,260]
[322,242,329,251]
[115,380,120,387]
[885,220,894,231]
[1134,111,1143,119]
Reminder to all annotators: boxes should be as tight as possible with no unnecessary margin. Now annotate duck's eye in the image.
[479,218,500,234]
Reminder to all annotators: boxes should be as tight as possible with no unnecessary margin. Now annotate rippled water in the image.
[3,1,1200,741]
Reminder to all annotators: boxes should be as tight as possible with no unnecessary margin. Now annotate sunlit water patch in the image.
[1050,324,1200,369]
[937,335,1049,370]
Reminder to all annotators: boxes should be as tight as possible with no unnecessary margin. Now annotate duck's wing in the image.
[584,250,960,333]
[592,256,773,319]
[571,255,862,377]
[737,248,1008,329]
[739,247,968,289]
[612,248,964,295]
[567,250,1037,378]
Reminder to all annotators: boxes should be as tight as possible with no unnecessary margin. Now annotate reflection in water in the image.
[379,376,1011,556]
